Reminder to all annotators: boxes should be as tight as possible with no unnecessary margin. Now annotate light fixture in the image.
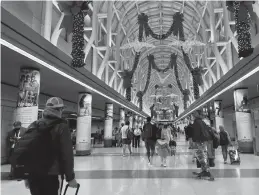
[0,38,147,118]
[168,36,205,52]
[120,40,155,52]
[175,60,259,122]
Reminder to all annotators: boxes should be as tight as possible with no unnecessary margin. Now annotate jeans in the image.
[145,139,156,161]
[221,145,228,161]
[196,142,209,172]
[134,136,140,148]
[28,175,62,195]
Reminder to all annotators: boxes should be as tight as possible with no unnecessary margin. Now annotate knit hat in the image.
[46,97,65,108]
[13,121,21,128]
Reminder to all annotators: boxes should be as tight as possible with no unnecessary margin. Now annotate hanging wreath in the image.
[168,84,173,88]
[155,85,160,89]
[139,12,185,41]
[227,1,255,58]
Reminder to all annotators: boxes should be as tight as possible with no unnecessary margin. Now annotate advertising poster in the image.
[119,108,125,125]
[15,107,38,128]
[76,93,92,152]
[105,103,113,120]
[78,93,92,117]
[234,89,250,113]
[214,101,223,117]
[17,69,40,108]
[235,112,253,142]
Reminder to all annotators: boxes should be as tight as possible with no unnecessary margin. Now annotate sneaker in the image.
[197,171,211,178]
[224,161,227,164]
[123,154,126,157]
[163,164,167,167]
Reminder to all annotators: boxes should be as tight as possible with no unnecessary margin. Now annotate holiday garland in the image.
[136,55,152,111]
[226,1,255,58]
[139,12,185,41]
[58,1,91,68]
[122,14,146,102]
[172,54,189,109]
[181,47,205,100]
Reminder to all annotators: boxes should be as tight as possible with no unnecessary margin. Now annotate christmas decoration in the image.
[150,53,175,73]
[58,1,91,68]
[136,55,152,111]
[121,13,146,102]
[181,47,205,100]
[168,84,173,89]
[227,1,255,58]
[138,12,185,41]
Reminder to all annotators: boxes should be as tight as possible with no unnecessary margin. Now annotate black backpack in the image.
[143,123,156,140]
[220,131,229,145]
[10,119,63,180]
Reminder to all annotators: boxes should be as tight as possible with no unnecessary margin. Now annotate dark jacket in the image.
[28,108,75,182]
[192,118,211,142]
[7,127,27,155]
[186,124,194,139]
[143,122,157,141]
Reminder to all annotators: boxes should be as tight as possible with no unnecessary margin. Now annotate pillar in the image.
[76,93,92,156]
[15,68,40,128]
[43,1,53,41]
[129,115,133,129]
[214,100,224,132]
[233,88,253,153]
[133,115,138,129]
[104,103,113,147]
[119,108,125,126]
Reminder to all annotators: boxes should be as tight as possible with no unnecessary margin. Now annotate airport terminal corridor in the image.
[2,136,259,195]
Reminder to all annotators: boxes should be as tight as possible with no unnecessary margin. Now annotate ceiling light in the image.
[0,38,147,118]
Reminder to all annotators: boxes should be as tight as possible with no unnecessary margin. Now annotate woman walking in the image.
[156,124,172,167]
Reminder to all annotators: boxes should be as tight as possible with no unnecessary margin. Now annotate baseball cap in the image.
[46,97,65,108]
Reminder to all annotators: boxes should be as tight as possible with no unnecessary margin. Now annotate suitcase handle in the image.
[63,183,80,195]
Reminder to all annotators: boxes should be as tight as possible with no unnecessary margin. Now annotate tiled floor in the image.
[1,135,259,195]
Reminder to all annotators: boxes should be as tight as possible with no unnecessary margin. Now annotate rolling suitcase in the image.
[228,147,240,165]
[63,183,80,195]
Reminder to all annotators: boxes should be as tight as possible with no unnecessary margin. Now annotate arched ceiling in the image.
[112,1,214,114]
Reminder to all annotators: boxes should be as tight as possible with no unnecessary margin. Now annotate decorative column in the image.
[234,88,253,153]
[15,68,40,128]
[76,93,92,156]
[214,100,224,132]
[119,108,125,126]
[104,103,113,147]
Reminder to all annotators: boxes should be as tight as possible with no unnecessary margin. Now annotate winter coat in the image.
[28,108,75,182]
[192,118,211,142]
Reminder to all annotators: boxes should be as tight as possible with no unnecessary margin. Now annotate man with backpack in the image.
[192,110,214,180]
[219,125,232,164]
[10,97,78,195]
[142,117,157,165]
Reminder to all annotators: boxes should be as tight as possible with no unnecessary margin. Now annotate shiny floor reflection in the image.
[2,135,259,195]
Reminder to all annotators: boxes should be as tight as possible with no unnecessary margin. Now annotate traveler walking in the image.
[192,110,214,180]
[156,124,172,167]
[121,121,132,157]
[142,117,157,165]
[219,125,232,164]
[11,97,78,195]
[133,127,141,148]
[7,121,26,179]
